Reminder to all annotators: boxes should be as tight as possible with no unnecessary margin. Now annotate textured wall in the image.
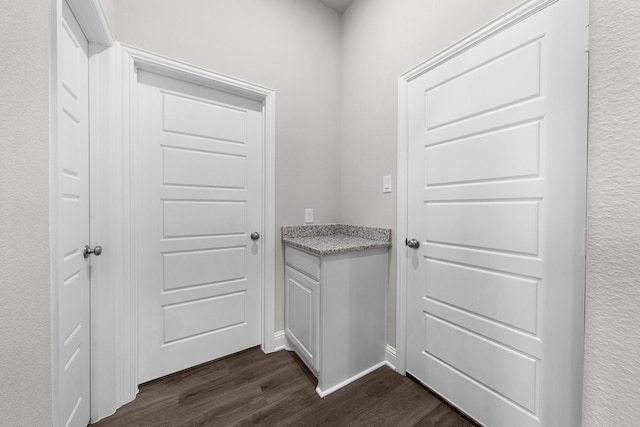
[583,0,640,424]
[0,0,53,424]
[112,0,342,332]
[340,0,520,346]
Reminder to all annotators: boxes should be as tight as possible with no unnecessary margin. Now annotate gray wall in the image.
[112,0,343,332]
[0,0,52,425]
[1,0,639,424]
[110,0,520,349]
[109,1,640,423]
[339,0,520,347]
[584,0,640,424]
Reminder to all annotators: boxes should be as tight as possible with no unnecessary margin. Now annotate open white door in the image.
[404,0,588,426]
[56,2,92,425]
[136,70,263,383]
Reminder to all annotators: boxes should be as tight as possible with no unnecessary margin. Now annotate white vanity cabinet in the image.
[284,244,389,397]
[284,248,321,373]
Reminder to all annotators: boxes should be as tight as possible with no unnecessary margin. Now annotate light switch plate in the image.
[383,175,392,193]
[305,208,314,224]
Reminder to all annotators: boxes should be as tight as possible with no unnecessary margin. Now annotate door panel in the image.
[406,1,587,426]
[425,201,540,255]
[163,291,248,343]
[425,122,541,186]
[162,92,248,142]
[59,2,91,426]
[424,39,542,130]
[424,314,538,411]
[163,247,246,290]
[162,146,247,188]
[162,201,246,238]
[424,258,538,333]
[137,71,263,383]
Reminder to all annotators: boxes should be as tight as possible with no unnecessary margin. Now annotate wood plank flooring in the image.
[91,347,477,427]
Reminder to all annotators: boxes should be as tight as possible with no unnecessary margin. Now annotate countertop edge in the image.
[281,223,392,255]
[281,223,392,242]
[282,237,392,256]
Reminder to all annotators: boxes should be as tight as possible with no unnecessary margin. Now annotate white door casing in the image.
[136,70,264,383]
[52,0,115,423]
[56,2,91,426]
[84,46,275,418]
[399,0,588,426]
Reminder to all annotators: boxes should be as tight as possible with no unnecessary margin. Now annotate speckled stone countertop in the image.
[281,224,392,255]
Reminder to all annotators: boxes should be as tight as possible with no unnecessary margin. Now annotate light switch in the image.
[383,175,392,193]
[305,208,314,224]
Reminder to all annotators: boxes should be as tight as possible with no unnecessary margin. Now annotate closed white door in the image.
[58,2,91,426]
[406,1,587,426]
[137,71,263,383]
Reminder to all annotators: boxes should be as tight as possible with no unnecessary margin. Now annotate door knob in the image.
[250,232,260,241]
[84,245,102,258]
[405,238,420,249]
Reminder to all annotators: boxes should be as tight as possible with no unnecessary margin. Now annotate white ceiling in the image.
[318,0,354,14]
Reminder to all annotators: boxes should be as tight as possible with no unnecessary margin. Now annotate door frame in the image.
[52,1,276,422]
[116,44,276,404]
[92,43,276,421]
[118,44,277,390]
[395,0,582,373]
[50,0,114,424]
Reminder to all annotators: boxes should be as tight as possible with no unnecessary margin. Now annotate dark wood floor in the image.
[91,347,477,427]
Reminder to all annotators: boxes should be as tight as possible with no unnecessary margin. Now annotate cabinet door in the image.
[285,266,320,372]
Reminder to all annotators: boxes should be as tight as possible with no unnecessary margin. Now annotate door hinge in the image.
[584,24,590,53]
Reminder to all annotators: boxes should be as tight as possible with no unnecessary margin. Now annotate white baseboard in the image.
[272,329,287,351]
[275,333,399,395]
[274,334,398,372]
[385,344,398,371]
[315,361,386,398]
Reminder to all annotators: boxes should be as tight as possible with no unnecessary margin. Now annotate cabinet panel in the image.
[285,246,320,281]
[285,266,319,372]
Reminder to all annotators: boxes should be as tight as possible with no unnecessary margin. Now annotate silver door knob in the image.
[250,232,260,241]
[405,238,420,249]
[84,245,102,258]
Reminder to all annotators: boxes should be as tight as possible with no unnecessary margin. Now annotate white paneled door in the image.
[137,71,263,383]
[406,1,587,426]
[58,2,91,426]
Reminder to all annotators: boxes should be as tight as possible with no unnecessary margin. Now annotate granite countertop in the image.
[281,224,392,255]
